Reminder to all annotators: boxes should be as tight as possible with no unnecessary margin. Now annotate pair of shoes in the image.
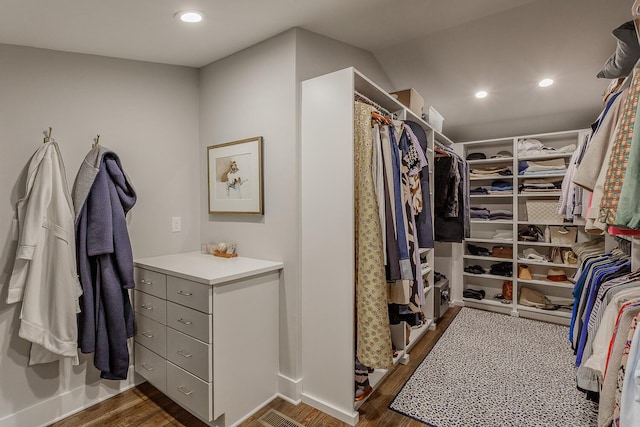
[463,288,485,300]
[355,385,373,402]
[467,244,491,256]
[490,262,513,277]
[464,265,486,274]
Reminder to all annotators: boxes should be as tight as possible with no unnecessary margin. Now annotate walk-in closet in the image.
[1,1,639,426]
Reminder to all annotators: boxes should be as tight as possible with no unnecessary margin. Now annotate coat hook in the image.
[93,134,100,148]
[43,126,53,144]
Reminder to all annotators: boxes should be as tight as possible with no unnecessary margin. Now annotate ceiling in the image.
[0,0,634,140]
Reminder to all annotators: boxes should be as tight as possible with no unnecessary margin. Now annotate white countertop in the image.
[134,252,283,285]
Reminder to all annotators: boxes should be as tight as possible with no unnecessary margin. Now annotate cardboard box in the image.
[390,88,424,115]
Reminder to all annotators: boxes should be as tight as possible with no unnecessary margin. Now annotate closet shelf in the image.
[464,254,512,262]
[467,157,514,165]
[462,297,513,310]
[517,241,573,248]
[465,238,514,244]
[470,175,514,181]
[421,266,433,276]
[518,221,575,226]
[471,219,513,224]
[463,272,513,281]
[518,153,573,162]
[517,173,566,179]
[517,192,562,198]
[418,247,432,255]
[517,277,574,289]
[470,194,513,198]
[516,304,572,318]
[516,259,578,268]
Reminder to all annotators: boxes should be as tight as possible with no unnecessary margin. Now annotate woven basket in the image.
[526,200,565,223]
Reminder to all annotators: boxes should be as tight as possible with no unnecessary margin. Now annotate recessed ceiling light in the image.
[538,78,554,88]
[475,90,488,99]
[175,11,203,23]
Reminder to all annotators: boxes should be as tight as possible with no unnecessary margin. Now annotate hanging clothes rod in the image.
[354,90,393,117]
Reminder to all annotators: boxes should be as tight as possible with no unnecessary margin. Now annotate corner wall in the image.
[0,44,200,425]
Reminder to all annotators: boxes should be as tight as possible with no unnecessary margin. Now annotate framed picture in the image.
[207,137,263,214]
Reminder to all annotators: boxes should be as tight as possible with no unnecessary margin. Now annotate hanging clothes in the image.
[434,150,470,242]
[599,69,640,225]
[7,140,83,365]
[354,101,392,369]
[405,121,434,250]
[73,146,137,380]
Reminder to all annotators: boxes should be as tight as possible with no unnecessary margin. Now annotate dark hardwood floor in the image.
[50,306,461,427]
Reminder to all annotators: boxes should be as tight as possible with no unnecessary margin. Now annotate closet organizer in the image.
[455,130,590,325]
[300,67,453,425]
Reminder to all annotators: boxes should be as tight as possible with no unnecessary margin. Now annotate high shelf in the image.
[457,129,590,325]
[300,67,451,425]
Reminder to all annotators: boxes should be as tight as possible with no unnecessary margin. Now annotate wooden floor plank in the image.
[50,306,461,427]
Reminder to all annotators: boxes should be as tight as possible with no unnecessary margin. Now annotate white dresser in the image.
[133,252,283,427]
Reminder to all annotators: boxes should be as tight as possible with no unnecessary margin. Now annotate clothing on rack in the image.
[434,150,470,242]
[73,146,137,380]
[7,140,83,366]
[354,101,393,370]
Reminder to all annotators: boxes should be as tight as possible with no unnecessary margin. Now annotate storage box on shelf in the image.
[457,129,589,325]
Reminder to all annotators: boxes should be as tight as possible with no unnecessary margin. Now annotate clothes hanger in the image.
[92,134,100,148]
[372,110,392,125]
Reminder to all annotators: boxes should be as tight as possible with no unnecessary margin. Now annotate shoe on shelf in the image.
[463,288,485,300]
[464,265,486,274]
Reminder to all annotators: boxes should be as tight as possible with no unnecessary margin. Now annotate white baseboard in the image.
[230,393,278,427]
[277,373,302,403]
[0,370,137,427]
[301,393,359,426]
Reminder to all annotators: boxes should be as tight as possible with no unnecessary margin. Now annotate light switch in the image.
[171,217,182,233]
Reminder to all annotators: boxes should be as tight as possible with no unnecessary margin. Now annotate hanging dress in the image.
[354,101,392,369]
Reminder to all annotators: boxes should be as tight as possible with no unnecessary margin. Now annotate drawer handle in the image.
[177,290,193,296]
[141,304,153,310]
[141,363,154,372]
[140,279,153,285]
[141,331,154,338]
[177,386,193,396]
[177,349,193,358]
[177,318,192,325]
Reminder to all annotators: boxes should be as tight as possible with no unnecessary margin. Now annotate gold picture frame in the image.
[207,136,263,214]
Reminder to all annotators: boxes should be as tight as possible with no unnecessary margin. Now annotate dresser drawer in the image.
[166,328,211,382]
[167,301,212,343]
[134,291,167,324]
[167,276,212,313]
[135,267,167,299]
[135,314,167,358]
[166,362,212,422]
[135,343,166,393]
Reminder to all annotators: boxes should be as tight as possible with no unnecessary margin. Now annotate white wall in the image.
[295,28,392,89]
[0,44,200,424]
[199,27,393,401]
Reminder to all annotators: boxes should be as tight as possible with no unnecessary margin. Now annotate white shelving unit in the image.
[301,67,450,425]
[457,129,590,325]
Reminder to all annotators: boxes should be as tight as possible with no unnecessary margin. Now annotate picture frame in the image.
[207,136,263,214]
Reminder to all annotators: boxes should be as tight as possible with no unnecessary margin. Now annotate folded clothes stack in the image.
[470,207,490,219]
[490,179,513,193]
[488,209,513,220]
[519,158,567,176]
[470,166,513,178]
[517,139,576,157]
[470,187,489,195]
[519,177,563,193]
